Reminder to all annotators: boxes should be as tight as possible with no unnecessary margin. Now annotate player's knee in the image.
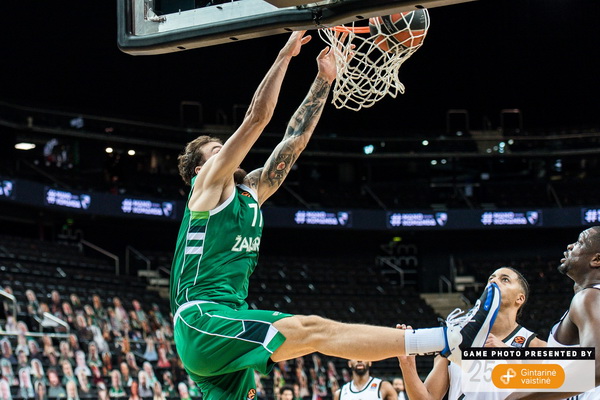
[277,314,331,343]
[296,315,336,342]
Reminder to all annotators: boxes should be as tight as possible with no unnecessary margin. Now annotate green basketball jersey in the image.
[170,182,263,313]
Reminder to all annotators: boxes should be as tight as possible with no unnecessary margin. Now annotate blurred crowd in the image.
[0,286,389,400]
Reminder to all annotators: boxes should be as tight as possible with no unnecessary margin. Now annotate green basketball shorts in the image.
[173,300,292,400]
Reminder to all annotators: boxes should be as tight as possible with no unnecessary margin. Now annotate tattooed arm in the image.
[245,45,337,205]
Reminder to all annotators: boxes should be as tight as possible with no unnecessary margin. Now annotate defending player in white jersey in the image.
[507,228,600,400]
[334,360,397,400]
[398,267,546,400]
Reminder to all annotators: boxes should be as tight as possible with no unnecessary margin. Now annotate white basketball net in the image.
[318,9,430,111]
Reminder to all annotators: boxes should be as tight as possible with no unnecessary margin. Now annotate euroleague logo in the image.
[511,336,526,348]
[246,388,256,400]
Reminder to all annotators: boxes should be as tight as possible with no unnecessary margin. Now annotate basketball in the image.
[369,9,429,53]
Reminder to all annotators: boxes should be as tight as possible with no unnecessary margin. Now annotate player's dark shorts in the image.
[173,300,292,400]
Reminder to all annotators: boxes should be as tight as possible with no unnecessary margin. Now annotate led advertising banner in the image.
[0,180,15,199]
[45,187,92,210]
[1,177,600,228]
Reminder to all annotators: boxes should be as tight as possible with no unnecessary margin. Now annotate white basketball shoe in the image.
[440,282,501,365]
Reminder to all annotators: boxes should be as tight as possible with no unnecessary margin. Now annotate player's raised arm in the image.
[245,44,337,205]
[189,31,311,210]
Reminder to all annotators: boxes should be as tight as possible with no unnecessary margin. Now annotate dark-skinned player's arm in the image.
[506,289,600,399]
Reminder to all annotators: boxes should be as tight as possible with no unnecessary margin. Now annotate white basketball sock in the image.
[404,327,447,355]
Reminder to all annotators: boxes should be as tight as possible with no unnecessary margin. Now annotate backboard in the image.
[117,0,476,55]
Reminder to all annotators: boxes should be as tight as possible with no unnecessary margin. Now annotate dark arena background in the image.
[1,0,599,399]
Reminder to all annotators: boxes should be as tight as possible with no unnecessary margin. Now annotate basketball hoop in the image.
[318,9,430,111]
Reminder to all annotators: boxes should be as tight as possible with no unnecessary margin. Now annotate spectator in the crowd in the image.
[68,334,80,353]
[177,383,191,400]
[16,350,29,370]
[0,379,12,400]
[69,294,83,313]
[0,338,16,365]
[74,351,91,377]
[92,295,106,317]
[19,367,35,399]
[128,381,140,400]
[75,370,91,396]
[141,362,157,385]
[131,300,147,323]
[160,372,176,398]
[137,372,153,398]
[82,305,96,326]
[2,286,20,316]
[326,361,339,383]
[253,371,266,400]
[58,341,74,366]
[391,377,407,400]
[25,290,40,317]
[97,383,109,400]
[86,342,101,368]
[119,362,133,388]
[124,353,139,375]
[47,368,67,398]
[15,335,29,356]
[61,301,75,325]
[108,370,126,398]
[115,337,130,359]
[186,377,200,398]
[106,308,120,334]
[128,311,141,333]
[294,357,310,398]
[65,380,79,400]
[47,352,59,368]
[4,316,18,334]
[75,315,93,344]
[90,297,107,330]
[142,337,157,362]
[31,359,46,385]
[1,359,17,386]
[15,322,29,335]
[34,380,47,400]
[37,303,50,320]
[50,291,62,315]
[279,385,294,400]
[149,304,165,327]
[155,347,170,369]
[154,331,173,359]
[41,336,57,359]
[90,365,105,388]
[112,298,128,328]
[273,367,284,393]
[61,360,78,387]
[152,381,166,400]
[312,374,329,400]
[139,321,151,338]
[27,340,42,361]
[90,323,110,354]
[101,353,113,377]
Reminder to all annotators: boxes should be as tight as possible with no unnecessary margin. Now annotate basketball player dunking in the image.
[506,228,600,400]
[398,267,546,400]
[334,360,397,400]
[169,31,501,400]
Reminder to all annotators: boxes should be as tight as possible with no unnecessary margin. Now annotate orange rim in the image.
[329,25,371,34]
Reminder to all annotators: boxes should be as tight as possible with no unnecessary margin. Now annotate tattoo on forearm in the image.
[285,77,331,138]
[263,77,330,189]
[265,142,297,187]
